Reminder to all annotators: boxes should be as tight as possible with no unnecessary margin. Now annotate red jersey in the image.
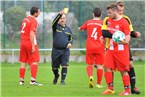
[79,19,104,53]
[20,16,37,42]
[107,17,130,52]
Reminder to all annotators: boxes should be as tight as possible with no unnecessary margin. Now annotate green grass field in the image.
[1,61,145,97]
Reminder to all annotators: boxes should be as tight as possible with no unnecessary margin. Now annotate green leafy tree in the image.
[4,6,26,40]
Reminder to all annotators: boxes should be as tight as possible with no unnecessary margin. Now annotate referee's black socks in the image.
[52,68,59,77]
[128,67,136,89]
[61,68,67,81]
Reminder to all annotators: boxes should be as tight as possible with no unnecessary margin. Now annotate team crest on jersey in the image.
[115,25,120,29]
[107,22,111,26]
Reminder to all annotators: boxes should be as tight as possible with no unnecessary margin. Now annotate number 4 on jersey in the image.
[91,28,98,40]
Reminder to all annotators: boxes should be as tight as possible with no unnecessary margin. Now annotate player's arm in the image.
[66,29,73,48]
[102,17,112,38]
[125,35,130,43]
[123,15,140,38]
[119,34,130,44]
[102,30,112,38]
[30,31,35,53]
[30,21,37,53]
[119,19,131,44]
[52,11,64,31]
[130,31,141,38]
[78,22,87,31]
[126,18,138,38]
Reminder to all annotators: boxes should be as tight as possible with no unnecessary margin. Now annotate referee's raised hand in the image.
[59,10,65,15]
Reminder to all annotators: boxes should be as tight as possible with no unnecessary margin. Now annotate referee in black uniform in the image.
[51,10,73,85]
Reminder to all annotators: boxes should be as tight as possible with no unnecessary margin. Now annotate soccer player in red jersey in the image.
[79,8,104,88]
[103,1,141,94]
[19,6,42,86]
[117,1,141,94]
[101,3,131,96]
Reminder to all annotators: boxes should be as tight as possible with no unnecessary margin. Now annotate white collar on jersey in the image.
[113,15,123,21]
[28,15,36,20]
[93,18,100,20]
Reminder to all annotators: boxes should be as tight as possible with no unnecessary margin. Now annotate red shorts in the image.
[86,52,104,65]
[104,50,129,71]
[19,41,40,65]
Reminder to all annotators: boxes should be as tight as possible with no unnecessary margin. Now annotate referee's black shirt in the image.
[52,14,73,49]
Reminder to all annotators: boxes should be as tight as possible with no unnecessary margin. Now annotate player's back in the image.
[86,19,102,42]
[20,16,37,42]
[85,19,103,53]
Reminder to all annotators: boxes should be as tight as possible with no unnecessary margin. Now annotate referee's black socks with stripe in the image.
[61,68,67,81]
[128,67,136,89]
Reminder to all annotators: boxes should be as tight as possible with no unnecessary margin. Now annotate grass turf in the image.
[1,61,145,97]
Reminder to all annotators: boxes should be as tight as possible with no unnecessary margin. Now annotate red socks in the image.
[104,72,113,90]
[122,75,130,91]
[30,64,38,79]
[19,68,26,79]
[97,69,103,85]
[87,66,103,85]
[86,65,93,77]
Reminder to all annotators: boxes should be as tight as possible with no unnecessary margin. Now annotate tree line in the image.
[1,1,145,48]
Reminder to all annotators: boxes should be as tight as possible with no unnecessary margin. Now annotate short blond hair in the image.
[107,3,118,11]
[116,0,124,7]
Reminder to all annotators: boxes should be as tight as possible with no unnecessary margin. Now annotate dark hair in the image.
[107,3,118,11]
[93,8,101,17]
[30,6,39,15]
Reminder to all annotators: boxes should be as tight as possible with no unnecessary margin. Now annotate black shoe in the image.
[131,88,141,94]
[53,74,60,85]
[60,80,65,85]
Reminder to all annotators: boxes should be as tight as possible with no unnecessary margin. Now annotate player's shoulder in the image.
[23,16,36,23]
[104,17,109,20]
[122,14,131,22]
[87,19,102,26]
[103,17,109,21]
[122,14,130,19]
[87,19,94,23]
[102,17,110,26]
[121,16,130,25]
[28,16,37,22]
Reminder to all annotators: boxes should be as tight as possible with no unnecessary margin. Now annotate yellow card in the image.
[64,8,69,14]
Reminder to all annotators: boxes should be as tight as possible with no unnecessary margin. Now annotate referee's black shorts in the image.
[129,47,133,61]
[51,48,70,68]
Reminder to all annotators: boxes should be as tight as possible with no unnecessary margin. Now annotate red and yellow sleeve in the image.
[102,17,110,49]
[123,15,134,32]
[102,17,109,30]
